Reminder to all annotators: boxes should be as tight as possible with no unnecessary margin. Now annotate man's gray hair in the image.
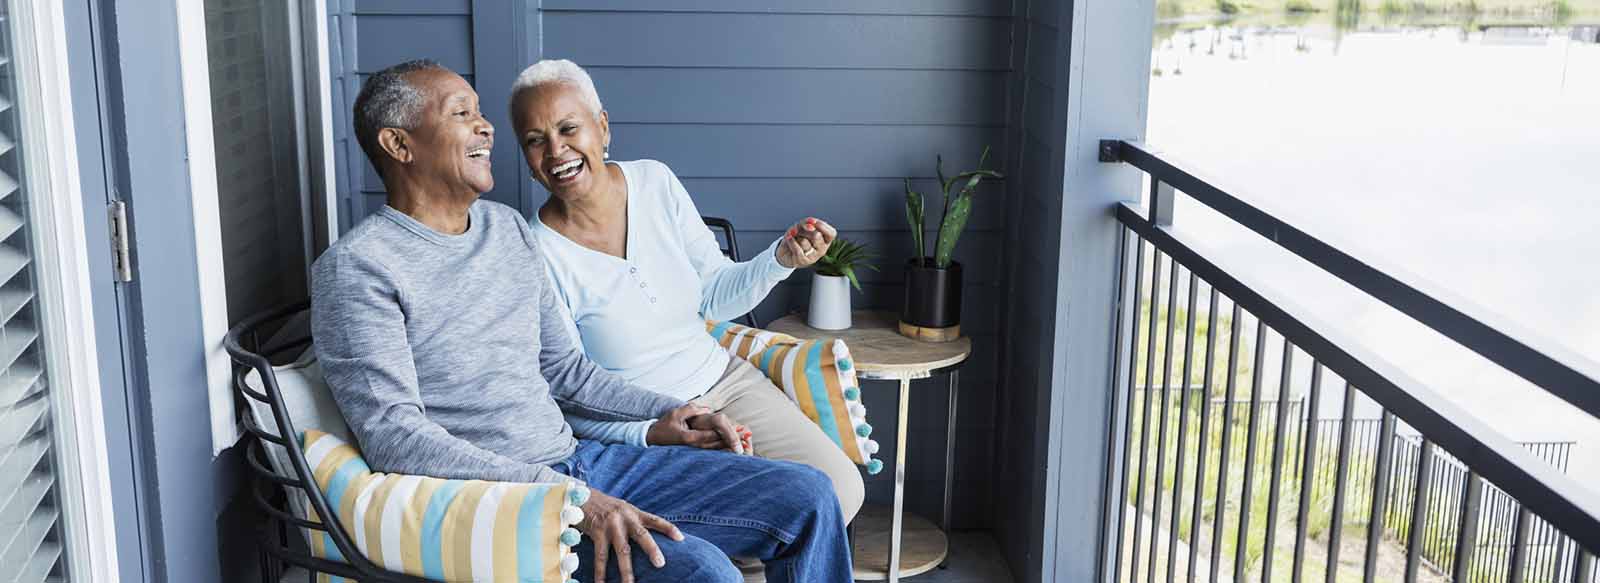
[510,59,604,121]
[353,59,448,175]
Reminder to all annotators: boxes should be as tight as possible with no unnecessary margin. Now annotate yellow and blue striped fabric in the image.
[299,430,587,583]
[705,321,883,474]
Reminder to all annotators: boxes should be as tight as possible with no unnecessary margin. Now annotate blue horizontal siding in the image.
[682,178,1006,230]
[354,14,473,72]
[592,68,1008,125]
[542,0,1012,17]
[608,125,1005,178]
[353,0,471,15]
[543,12,1010,70]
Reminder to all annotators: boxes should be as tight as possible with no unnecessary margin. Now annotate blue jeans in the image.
[553,440,852,583]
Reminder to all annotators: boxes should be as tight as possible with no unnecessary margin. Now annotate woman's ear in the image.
[377,127,412,165]
[599,109,610,149]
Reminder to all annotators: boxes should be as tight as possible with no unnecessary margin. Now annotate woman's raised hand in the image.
[776,217,838,269]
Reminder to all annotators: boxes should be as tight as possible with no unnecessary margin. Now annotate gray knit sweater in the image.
[311,200,684,484]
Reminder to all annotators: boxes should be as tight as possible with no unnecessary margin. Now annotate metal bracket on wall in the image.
[109,200,133,282]
[1098,139,1124,163]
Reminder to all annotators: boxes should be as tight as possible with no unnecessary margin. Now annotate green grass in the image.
[1117,273,1573,582]
[1118,390,1548,583]
[1121,392,1362,581]
[1128,296,1251,395]
[1286,0,1322,12]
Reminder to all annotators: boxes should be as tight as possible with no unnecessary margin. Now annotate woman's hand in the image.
[688,410,753,455]
[646,404,749,453]
[776,217,837,269]
[577,489,684,583]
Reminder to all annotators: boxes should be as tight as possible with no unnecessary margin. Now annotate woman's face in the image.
[512,84,610,199]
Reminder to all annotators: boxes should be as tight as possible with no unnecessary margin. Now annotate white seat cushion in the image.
[241,352,354,530]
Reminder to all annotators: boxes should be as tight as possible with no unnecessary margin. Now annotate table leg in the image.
[940,370,960,568]
[889,377,911,583]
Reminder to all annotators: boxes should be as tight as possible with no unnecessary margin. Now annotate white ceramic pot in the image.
[807,273,852,330]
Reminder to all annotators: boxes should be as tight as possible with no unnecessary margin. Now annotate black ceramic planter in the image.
[901,258,962,330]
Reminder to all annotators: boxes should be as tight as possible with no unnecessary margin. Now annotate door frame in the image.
[171,0,236,455]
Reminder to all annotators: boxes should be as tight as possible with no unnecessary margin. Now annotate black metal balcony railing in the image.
[1098,140,1600,583]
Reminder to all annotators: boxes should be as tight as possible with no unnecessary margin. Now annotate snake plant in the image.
[904,146,1003,269]
[814,237,878,291]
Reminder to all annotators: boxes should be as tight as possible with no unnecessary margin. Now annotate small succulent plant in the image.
[814,237,878,291]
[904,146,1003,269]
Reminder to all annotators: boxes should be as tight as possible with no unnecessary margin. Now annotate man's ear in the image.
[377,127,412,165]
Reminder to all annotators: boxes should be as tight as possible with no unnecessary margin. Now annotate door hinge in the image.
[109,201,133,283]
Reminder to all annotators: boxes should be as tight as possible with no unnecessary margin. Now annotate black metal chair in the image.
[225,301,435,583]
[702,216,760,328]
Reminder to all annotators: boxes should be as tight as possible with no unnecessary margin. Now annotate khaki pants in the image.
[690,358,866,523]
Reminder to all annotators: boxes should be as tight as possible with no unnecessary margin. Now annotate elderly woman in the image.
[509,59,865,522]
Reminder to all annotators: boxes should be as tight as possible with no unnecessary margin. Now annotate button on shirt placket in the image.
[629,264,658,304]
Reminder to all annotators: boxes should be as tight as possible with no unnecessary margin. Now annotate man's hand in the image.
[646,404,717,448]
[578,490,683,583]
[644,404,750,454]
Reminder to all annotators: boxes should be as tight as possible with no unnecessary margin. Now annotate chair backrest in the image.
[701,216,759,327]
[224,302,432,582]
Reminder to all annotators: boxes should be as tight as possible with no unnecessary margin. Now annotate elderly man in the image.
[311,59,852,583]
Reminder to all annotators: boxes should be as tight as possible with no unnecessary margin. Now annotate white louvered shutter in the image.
[0,2,71,581]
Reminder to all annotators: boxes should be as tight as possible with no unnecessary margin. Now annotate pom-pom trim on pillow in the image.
[706,321,882,473]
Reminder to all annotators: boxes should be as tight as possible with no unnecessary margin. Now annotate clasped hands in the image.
[644,403,752,455]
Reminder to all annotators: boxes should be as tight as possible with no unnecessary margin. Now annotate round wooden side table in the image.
[767,311,972,582]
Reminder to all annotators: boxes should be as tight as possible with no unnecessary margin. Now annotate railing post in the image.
[1326,383,1359,583]
[1453,472,1483,582]
[1404,440,1436,583]
[1108,230,1145,583]
[1150,179,1175,227]
[1510,505,1534,582]
[1364,411,1398,582]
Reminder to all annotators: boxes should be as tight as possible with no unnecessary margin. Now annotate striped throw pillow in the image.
[706,321,883,474]
[300,430,588,583]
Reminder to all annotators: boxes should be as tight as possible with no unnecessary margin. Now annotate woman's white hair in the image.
[510,59,604,120]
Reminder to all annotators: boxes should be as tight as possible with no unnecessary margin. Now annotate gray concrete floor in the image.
[280,531,1013,582]
[873,531,1014,583]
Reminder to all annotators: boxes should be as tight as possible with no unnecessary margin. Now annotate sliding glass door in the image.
[0,0,122,580]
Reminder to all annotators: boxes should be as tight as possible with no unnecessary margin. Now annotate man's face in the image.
[398,69,495,194]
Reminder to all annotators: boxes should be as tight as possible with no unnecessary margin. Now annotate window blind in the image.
[0,1,70,580]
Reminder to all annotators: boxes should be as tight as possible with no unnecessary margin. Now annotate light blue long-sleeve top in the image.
[534,159,795,415]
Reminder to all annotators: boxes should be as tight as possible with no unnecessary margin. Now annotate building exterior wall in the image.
[997,0,1155,580]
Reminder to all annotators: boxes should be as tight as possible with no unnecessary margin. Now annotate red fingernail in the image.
[806,217,817,225]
